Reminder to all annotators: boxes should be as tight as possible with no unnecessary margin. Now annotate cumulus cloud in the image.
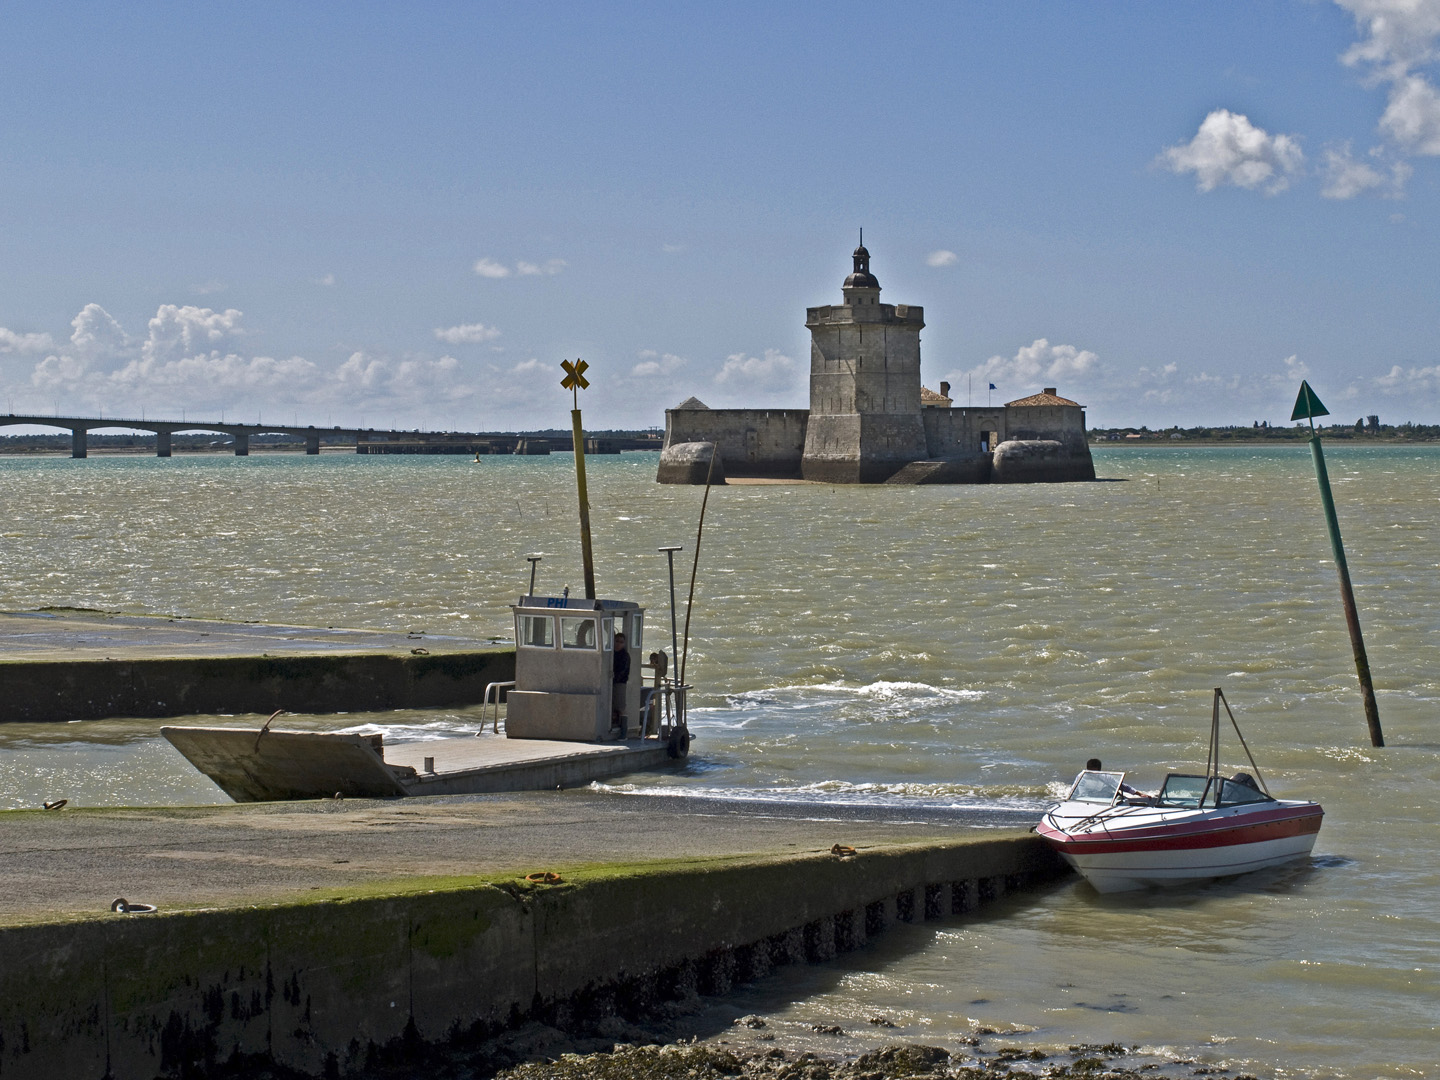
[10,302,482,424]
[434,322,502,344]
[0,327,55,353]
[68,304,129,359]
[1379,73,1440,152]
[1158,109,1305,194]
[714,348,797,392]
[926,250,959,268]
[1338,0,1440,83]
[1321,143,1390,197]
[1376,362,1440,395]
[473,257,566,279]
[473,258,512,279]
[143,305,244,363]
[1328,0,1440,193]
[630,350,687,378]
[110,351,319,392]
[965,339,1101,394]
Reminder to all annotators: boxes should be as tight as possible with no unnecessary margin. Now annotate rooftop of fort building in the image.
[1006,388,1083,407]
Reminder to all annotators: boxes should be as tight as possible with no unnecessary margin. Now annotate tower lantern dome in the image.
[843,243,879,291]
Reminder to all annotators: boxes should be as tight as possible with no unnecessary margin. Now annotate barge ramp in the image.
[0,791,1067,1080]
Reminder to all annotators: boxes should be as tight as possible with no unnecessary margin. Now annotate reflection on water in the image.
[3,446,1440,1077]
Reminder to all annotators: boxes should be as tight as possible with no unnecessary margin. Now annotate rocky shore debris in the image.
[490,1040,1264,1079]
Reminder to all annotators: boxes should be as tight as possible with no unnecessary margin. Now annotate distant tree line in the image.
[1089,419,1440,443]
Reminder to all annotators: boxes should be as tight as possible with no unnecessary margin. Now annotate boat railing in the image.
[479,674,688,739]
[639,671,691,737]
[482,680,516,734]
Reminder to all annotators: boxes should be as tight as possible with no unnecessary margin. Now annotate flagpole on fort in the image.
[1293,380,1383,747]
[561,358,597,600]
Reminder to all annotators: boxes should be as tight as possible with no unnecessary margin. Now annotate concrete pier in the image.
[0,610,513,722]
[0,792,1067,1080]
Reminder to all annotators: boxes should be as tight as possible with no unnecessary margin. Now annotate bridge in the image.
[0,414,662,458]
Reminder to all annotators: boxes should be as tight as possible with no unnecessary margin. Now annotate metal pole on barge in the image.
[1291,380,1384,747]
[561,359,597,599]
[659,544,682,665]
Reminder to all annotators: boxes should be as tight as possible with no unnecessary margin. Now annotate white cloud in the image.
[1379,73,1440,152]
[714,348,797,392]
[1332,2,1440,184]
[109,351,319,392]
[1158,109,1305,194]
[926,250,959,268]
[313,273,336,287]
[1338,0,1440,83]
[511,358,545,375]
[630,350,687,378]
[1321,143,1388,197]
[473,258,512,279]
[0,327,55,353]
[7,301,493,425]
[434,322,502,344]
[143,305,244,363]
[474,257,566,279]
[1376,362,1440,395]
[190,279,226,296]
[69,304,129,358]
[965,339,1101,394]
[31,352,88,389]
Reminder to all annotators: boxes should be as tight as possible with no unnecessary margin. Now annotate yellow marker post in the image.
[560,358,596,599]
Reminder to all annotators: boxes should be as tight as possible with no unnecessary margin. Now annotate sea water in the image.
[1,445,1437,1078]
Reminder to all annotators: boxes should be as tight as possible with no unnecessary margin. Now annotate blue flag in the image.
[989,383,996,390]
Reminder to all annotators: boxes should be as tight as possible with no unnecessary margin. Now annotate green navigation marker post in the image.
[561,358,597,600]
[1292,380,1384,747]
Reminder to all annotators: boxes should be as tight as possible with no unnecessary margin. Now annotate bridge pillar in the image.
[305,433,320,455]
[156,431,172,457]
[71,428,87,459]
[233,432,249,456]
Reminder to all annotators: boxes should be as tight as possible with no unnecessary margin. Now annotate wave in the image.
[591,778,1052,810]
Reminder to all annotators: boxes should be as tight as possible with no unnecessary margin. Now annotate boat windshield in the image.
[1068,770,1124,803]
[1217,776,1274,806]
[1158,773,1277,808]
[1158,774,1211,808]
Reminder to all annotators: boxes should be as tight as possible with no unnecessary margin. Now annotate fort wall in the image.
[662,408,808,477]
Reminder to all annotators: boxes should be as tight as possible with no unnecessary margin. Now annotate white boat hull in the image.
[1038,801,1323,894]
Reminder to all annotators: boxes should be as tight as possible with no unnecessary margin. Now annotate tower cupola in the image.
[843,243,880,291]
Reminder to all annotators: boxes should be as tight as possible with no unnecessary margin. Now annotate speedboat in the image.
[1036,689,1323,893]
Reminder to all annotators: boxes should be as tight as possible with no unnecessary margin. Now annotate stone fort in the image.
[657,243,1095,485]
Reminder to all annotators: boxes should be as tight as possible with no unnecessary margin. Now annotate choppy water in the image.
[2,446,1438,1078]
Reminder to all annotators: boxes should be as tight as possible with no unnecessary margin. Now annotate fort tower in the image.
[801,243,928,482]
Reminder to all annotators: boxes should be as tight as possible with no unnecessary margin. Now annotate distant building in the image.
[658,244,1095,484]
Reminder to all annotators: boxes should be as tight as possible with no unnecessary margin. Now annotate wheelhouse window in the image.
[600,617,614,651]
[629,614,642,651]
[560,617,598,650]
[1069,770,1123,803]
[518,615,554,648]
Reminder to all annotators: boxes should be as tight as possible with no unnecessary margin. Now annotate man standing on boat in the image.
[612,632,631,738]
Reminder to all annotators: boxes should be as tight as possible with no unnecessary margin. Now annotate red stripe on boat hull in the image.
[1040,808,1322,856]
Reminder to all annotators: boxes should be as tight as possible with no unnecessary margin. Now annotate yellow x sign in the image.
[560,358,590,391]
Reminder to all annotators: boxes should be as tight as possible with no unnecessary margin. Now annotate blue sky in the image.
[3,1,1439,431]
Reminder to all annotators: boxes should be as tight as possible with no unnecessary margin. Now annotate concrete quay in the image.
[0,792,1067,1079]
[0,609,515,723]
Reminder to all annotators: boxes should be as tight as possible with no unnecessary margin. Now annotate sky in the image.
[3,1,1440,432]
